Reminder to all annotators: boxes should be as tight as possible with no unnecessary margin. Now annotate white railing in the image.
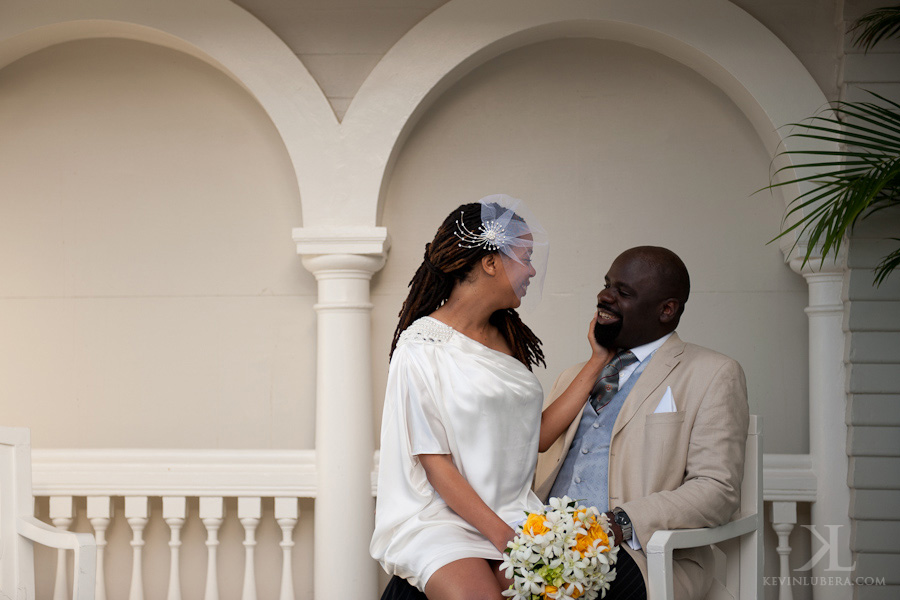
[763,453,817,600]
[31,450,815,600]
[32,450,318,600]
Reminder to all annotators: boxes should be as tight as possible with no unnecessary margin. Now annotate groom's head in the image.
[593,246,690,350]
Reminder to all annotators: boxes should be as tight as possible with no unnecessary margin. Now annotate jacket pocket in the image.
[641,411,688,490]
[644,410,685,425]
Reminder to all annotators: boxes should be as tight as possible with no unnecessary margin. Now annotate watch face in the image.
[614,511,630,526]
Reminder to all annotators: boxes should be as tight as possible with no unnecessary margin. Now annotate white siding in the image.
[846,212,900,598]
[842,0,900,593]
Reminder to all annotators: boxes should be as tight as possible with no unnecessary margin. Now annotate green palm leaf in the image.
[875,244,900,285]
[850,6,900,52]
[764,92,900,285]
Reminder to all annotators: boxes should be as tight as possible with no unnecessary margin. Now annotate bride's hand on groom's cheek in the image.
[588,315,613,364]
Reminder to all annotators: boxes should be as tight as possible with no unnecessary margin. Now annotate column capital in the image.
[292,225,390,257]
[294,226,389,278]
[786,242,846,279]
[300,253,386,280]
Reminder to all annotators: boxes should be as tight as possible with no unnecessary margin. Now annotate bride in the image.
[370,195,611,599]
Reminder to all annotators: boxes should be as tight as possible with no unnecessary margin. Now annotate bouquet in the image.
[500,496,618,600]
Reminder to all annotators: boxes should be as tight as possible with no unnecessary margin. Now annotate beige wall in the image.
[0,1,858,597]
[0,38,317,449]
[731,0,841,101]
[0,1,833,454]
[373,37,810,454]
[233,0,843,119]
[233,0,449,119]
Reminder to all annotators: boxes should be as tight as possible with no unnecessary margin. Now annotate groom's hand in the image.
[604,511,624,546]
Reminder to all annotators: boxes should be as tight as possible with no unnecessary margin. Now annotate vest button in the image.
[582,448,589,454]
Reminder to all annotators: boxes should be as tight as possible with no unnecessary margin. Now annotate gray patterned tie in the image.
[589,350,639,413]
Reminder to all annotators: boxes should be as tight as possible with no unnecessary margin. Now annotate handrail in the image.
[18,516,97,600]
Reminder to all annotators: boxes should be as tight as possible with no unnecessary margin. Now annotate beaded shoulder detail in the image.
[397,317,454,346]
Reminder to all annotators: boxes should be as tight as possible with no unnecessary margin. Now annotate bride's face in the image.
[498,240,536,307]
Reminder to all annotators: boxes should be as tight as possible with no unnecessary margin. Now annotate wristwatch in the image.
[610,507,632,543]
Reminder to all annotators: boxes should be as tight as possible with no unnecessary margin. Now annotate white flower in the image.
[548,496,571,511]
[516,570,545,595]
[505,498,618,599]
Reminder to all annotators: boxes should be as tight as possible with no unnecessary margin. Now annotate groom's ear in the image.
[659,298,680,324]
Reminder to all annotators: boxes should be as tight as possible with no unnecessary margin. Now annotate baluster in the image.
[87,496,111,600]
[275,498,298,600]
[200,497,224,600]
[125,496,149,600]
[50,496,73,600]
[238,497,261,600]
[771,501,797,600]
[163,497,187,600]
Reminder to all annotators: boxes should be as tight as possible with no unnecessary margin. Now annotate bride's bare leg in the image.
[492,560,513,593]
[424,558,504,600]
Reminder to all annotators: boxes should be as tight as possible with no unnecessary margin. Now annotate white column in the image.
[163,497,187,600]
[50,496,73,600]
[294,226,389,600]
[238,497,261,600]
[790,252,853,598]
[275,497,299,600]
[125,496,149,600]
[86,496,111,600]
[200,497,224,600]
[771,501,797,600]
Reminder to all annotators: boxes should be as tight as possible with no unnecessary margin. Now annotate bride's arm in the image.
[538,315,612,452]
[418,453,514,553]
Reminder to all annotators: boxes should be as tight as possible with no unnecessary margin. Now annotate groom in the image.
[534,246,749,600]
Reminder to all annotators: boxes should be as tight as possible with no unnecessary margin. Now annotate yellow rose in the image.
[574,521,610,555]
[522,513,550,536]
[543,585,558,598]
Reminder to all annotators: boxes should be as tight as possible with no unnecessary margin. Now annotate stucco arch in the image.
[340,0,833,254]
[0,0,339,226]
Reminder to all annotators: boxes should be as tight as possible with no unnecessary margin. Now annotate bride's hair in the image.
[390,202,545,370]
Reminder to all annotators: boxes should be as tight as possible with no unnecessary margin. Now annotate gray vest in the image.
[548,356,652,510]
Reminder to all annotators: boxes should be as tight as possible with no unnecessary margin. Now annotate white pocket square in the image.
[653,386,677,414]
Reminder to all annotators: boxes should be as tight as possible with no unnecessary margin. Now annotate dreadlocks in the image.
[389,202,545,371]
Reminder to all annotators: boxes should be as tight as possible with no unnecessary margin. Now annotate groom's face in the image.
[593,254,667,350]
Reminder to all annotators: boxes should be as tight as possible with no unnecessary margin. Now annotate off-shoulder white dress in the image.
[370,317,544,591]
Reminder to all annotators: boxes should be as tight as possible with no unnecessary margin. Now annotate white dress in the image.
[370,317,544,591]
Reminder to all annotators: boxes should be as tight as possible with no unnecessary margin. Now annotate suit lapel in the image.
[612,332,685,437]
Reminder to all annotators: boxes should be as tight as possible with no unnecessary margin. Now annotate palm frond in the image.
[764,91,900,284]
[849,6,900,52]
[762,7,900,285]
[875,244,900,285]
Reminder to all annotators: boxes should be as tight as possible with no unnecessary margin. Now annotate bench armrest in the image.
[18,516,96,600]
[645,515,758,600]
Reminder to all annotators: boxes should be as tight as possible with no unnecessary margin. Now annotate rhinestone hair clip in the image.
[454,212,510,251]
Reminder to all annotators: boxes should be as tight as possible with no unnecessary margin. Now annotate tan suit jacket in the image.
[534,333,749,600]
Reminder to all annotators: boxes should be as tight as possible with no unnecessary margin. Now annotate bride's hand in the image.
[588,314,613,365]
